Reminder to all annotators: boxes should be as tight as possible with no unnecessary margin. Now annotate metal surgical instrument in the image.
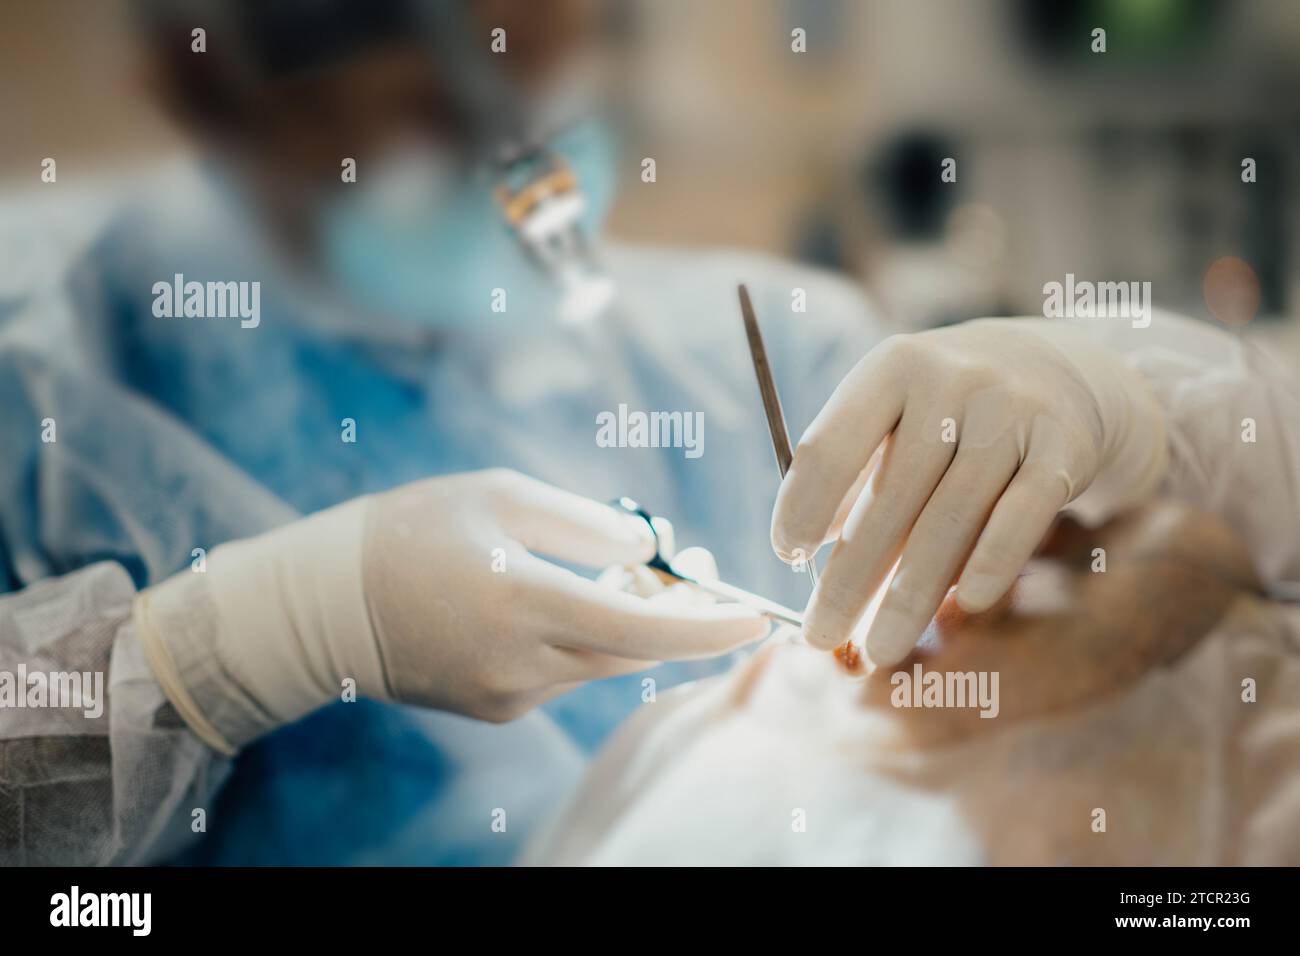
[612,498,805,628]
[737,283,820,594]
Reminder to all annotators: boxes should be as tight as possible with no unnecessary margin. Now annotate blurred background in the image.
[3,0,1299,360]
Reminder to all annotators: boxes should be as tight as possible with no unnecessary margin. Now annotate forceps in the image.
[613,497,805,628]
[606,285,818,631]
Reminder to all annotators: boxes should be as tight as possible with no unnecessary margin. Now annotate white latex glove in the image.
[771,318,1167,665]
[138,469,767,752]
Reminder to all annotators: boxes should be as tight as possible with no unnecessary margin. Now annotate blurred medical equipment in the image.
[613,497,804,628]
[318,120,618,330]
[492,146,617,325]
[420,0,616,324]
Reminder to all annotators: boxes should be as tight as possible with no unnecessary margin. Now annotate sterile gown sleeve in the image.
[0,563,228,865]
[0,330,298,864]
[1071,311,1300,590]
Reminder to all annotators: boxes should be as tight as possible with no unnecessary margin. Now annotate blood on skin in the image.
[833,640,864,674]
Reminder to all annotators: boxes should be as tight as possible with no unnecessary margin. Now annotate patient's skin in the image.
[527,501,1300,865]
[718,502,1284,864]
[851,502,1262,747]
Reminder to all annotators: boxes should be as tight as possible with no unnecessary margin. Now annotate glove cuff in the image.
[1023,318,1169,524]
[137,497,389,752]
[210,496,390,723]
[135,574,247,754]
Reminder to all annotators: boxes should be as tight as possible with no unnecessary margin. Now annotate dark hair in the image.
[133,0,423,125]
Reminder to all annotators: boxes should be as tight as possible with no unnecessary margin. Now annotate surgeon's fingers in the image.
[594,548,721,605]
[802,408,957,650]
[546,646,660,684]
[524,558,770,660]
[954,463,1071,613]
[666,546,720,582]
[771,342,907,562]
[822,449,879,545]
[488,469,657,568]
[863,442,1019,666]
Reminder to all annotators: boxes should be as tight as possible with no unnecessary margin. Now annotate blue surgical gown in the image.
[0,165,880,863]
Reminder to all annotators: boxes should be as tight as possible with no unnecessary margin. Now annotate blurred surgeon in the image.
[0,0,873,864]
[5,0,1297,869]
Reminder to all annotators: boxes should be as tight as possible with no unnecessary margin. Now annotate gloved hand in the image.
[137,469,768,752]
[771,318,1167,666]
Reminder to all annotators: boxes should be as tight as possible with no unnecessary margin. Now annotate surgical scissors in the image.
[613,497,805,628]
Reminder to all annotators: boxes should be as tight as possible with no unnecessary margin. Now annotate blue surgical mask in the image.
[319,122,618,333]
